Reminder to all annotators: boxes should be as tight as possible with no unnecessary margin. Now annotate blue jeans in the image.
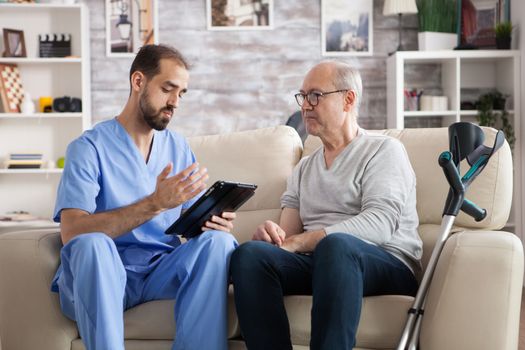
[230,233,418,350]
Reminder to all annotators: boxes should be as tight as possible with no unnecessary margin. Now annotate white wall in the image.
[513,0,525,153]
[511,1,525,285]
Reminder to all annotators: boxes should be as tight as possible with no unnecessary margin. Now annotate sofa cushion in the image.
[304,127,512,230]
[420,231,523,350]
[228,340,311,350]
[121,289,413,349]
[284,294,413,348]
[189,126,303,243]
[123,286,240,340]
[72,340,312,350]
[71,340,173,350]
[418,223,464,273]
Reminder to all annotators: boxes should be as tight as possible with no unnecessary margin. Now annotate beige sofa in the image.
[0,125,522,350]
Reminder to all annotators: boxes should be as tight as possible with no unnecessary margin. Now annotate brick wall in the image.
[87,0,419,136]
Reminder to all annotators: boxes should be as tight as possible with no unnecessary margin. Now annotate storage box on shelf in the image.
[386,49,521,238]
[0,3,91,229]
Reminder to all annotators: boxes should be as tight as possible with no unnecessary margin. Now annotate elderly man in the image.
[230,61,422,350]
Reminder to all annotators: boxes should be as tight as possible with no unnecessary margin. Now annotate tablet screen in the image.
[165,180,257,238]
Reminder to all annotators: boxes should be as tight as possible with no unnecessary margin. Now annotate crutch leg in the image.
[397,215,455,349]
[408,303,424,350]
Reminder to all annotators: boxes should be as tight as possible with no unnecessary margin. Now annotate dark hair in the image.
[129,44,189,84]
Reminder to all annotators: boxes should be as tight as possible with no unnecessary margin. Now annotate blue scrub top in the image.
[51,118,200,290]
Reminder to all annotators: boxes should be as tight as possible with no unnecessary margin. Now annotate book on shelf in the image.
[4,152,44,169]
[6,160,44,169]
[9,153,43,160]
[7,163,43,169]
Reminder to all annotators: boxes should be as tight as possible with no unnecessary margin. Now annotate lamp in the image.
[383,0,418,54]
[116,1,132,41]
[117,14,132,40]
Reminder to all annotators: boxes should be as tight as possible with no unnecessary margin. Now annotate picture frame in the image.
[321,0,373,56]
[2,29,27,58]
[207,0,274,31]
[105,0,159,57]
[458,0,508,49]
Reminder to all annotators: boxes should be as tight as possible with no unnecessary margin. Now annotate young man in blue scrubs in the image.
[51,44,238,350]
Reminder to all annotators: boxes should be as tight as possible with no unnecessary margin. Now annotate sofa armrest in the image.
[0,229,78,349]
[420,230,523,350]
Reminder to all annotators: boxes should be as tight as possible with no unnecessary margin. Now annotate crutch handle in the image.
[439,151,464,194]
[461,199,487,222]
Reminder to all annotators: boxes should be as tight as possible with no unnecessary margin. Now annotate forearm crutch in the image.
[397,122,505,350]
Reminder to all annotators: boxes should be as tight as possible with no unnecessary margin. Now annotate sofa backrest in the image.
[188,125,511,244]
[304,127,513,230]
[189,126,303,243]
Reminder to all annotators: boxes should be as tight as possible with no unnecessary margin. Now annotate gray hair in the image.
[330,61,363,113]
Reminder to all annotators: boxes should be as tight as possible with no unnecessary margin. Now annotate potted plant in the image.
[416,0,458,50]
[476,90,515,150]
[495,21,512,49]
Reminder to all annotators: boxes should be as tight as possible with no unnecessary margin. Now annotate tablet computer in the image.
[165,180,257,239]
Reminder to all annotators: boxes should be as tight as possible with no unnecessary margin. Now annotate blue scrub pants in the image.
[230,233,418,350]
[56,230,237,350]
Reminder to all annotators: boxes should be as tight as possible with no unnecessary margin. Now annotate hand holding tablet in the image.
[165,181,257,239]
[202,211,236,233]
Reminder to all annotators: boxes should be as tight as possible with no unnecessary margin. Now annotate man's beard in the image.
[139,89,173,131]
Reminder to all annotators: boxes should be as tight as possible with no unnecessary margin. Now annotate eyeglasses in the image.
[294,89,348,107]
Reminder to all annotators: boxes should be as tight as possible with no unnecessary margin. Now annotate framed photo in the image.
[459,0,507,48]
[2,29,27,58]
[321,0,373,56]
[105,0,159,57]
[207,0,273,31]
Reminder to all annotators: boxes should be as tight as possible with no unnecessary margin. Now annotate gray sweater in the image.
[281,130,423,273]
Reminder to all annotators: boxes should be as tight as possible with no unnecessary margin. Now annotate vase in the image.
[493,97,506,110]
[21,92,35,114]
[418,32,457,51]
[496,37,511,50]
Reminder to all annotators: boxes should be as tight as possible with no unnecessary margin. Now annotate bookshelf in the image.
[0,3,91,226]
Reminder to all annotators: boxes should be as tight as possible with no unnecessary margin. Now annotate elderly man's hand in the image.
[281,230,327,253]
[202,212,236,233]
[281,234,307,253]
[253,220,286,245]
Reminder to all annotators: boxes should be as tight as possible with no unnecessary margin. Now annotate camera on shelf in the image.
[53,96,82,113]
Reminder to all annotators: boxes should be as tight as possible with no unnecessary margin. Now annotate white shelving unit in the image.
[387,50,520,128]
[387,50,521,238]
[0,112,82,119]
[0,3,91,226]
